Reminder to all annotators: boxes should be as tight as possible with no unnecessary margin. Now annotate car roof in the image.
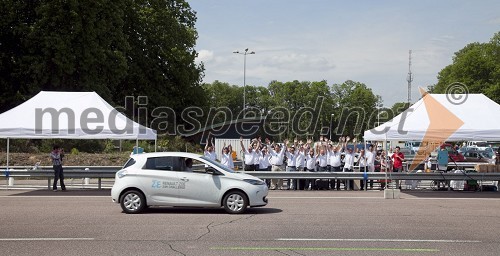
[130,152,203,160]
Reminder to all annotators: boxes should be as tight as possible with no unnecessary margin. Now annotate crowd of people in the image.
[203,136,406,191]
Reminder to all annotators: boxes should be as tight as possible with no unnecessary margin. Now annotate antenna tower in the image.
[406,50,413,104]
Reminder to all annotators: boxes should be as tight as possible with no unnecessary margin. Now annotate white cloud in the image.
[195,49,214,64]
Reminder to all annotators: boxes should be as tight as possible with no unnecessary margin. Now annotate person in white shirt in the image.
[258,146,271,187]
[269,140,288,190]
[240,137,259,171]
[203,137,217,161]
[365,143,376,189]
[358,149,368,190]
[295,142,306,190]
[220,144,234,170]
[285,144,299,190]
[328,143,342,190]
[304,147,317,190]
[343,137,355,190]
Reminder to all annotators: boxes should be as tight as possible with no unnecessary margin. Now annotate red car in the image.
[440,143,465,162]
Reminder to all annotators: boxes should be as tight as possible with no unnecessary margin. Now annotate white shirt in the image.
[243,149,257,165]
[253,150,261,165]
[296,151,305,168]
[366,151,374,166]
[343,151,355,169]
[305,154,316,170]
[259,153,271,169]
[286,151,298,167]
[269,146,286,165]
[204,151,217,161]
[328,150,342,167]
[317,153,328,167]
[220,153,234,169]
[358,154,367,167]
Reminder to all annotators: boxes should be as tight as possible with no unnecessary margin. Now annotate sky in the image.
[189,0,500,107]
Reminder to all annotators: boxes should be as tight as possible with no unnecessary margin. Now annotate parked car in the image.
[440,143,465,162]
[463,150,495,164]
[111,152,268,214]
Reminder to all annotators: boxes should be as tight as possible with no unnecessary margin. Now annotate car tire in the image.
[120,190,146,214]
[223,191,248,214]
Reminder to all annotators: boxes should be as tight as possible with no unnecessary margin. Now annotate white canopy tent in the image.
[364,93,500,142]
[0,91,157,168]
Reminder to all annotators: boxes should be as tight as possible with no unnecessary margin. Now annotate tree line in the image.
[1,1,498,141]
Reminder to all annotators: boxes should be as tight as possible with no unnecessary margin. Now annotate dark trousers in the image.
[258,167,271,187]
[330,166,341,190]
[305,168,316,190]
[53,165,66,190]
[343,168,354,190]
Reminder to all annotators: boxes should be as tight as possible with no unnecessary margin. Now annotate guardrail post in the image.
[47,178,51,190]
[8,177,14,186]
[98,178,102,189]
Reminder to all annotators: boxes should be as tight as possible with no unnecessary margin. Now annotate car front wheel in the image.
[120,190,146,214]
[223,191,248,214]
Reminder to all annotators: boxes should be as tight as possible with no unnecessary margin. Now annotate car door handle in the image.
[180,177,189,182]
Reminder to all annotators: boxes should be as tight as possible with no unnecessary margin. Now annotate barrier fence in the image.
[2,163,500,190]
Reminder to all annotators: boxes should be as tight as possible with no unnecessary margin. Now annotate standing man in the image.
[343,137,355,190]
[328,142,342,190]
[240,137,259,171]
[269,140,288,190]
[365,144,376,189]
[285,141,299,190]
[391,146,405,189]
[50,145,66,192]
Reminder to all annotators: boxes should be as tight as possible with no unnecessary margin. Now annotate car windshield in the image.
[200,156,235,173]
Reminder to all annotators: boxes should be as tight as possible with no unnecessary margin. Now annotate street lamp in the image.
[329,113,334,140]
[233,48,255,117]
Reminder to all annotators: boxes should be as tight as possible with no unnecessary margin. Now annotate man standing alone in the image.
[50,145,66,191]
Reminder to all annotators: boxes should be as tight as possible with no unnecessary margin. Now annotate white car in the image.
[111,152,268,214]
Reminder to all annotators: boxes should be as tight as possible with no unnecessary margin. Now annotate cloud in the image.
[487,16,500,24]
[195,49,214,63]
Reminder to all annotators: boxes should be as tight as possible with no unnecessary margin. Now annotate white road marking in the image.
[269,196,500,201]
[0,238,95,241]
[276,238,481,243]
[0,196,109,198]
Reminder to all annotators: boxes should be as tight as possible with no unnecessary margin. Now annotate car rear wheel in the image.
[223,191,248,214]
[120,190,146,214]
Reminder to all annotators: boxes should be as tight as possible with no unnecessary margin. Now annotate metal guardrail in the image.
[1,166,121,189]
[2,164,499,190]
[241,171,500,181]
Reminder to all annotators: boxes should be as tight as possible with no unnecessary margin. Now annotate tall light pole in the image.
[330,114,335,140]
[233,48,255,117]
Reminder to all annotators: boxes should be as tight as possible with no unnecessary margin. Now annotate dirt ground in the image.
[0,152,130,166]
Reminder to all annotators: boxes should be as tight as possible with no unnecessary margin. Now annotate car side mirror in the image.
[206,167,221,175]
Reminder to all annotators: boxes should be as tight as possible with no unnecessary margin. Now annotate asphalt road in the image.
[1,189,500,256]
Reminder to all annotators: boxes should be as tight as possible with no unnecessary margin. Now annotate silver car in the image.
[111,152,268,214]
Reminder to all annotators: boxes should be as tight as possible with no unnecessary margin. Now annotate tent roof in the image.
[364,93,500,141]
[0,91,156,140]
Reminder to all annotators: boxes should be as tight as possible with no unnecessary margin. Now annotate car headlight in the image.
[243,179,265,185]
[117,170,128,178]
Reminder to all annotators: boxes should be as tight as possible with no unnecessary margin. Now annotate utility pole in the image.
[407,50,413,105]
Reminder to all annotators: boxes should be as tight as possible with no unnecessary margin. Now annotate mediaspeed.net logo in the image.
[408,83,468,171]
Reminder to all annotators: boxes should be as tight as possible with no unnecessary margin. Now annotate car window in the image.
[144,157,181,171]
[123,158,136,169]
[182,158,208,173]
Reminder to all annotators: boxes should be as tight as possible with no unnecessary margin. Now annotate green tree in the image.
[431,32,500,102]
[331,80,379,138]
[117,0,205,115]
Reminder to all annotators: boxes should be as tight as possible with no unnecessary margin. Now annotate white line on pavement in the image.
[276,238,481,243]
[0,238,95,241]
